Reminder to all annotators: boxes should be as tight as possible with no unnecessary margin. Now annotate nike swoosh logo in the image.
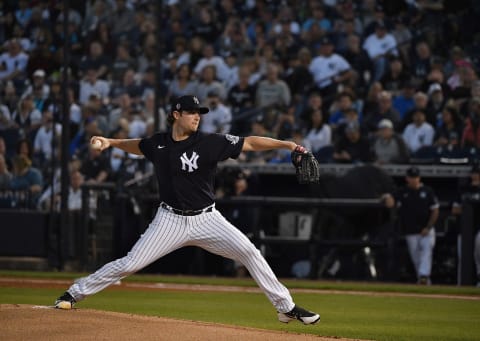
[158,145,166,149]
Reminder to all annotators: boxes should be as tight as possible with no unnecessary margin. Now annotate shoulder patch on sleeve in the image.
[225,134,240,145]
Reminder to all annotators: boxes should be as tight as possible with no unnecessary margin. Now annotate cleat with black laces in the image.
[278,305,320,325]
[54,292,76,310]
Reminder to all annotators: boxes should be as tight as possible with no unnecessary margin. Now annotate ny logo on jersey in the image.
[180,151,199,172]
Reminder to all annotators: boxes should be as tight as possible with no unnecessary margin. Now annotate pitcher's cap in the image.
[172,95,209,114]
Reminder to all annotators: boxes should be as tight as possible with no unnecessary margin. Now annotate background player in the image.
[54,95,320,325]
[382,167,439,284]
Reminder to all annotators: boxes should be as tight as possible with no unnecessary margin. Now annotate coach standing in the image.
[382,166,439,284]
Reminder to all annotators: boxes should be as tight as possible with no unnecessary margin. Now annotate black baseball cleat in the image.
[54,291,76,310]
[278,305,320,325]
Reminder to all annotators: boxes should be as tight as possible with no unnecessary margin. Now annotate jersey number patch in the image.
[180,151,199,172]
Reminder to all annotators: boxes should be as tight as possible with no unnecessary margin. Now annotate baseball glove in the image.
[291,146,320,184]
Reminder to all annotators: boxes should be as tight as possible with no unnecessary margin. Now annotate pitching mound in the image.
[0,304,346,341]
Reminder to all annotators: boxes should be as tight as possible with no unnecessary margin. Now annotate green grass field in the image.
[1,271,480,341]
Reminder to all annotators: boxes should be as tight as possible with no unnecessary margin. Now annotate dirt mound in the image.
[0,304,345,341]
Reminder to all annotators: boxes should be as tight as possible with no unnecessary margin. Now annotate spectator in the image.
[391,17,412,63]
[382,167,439,285]
[110,43,137,84]
[82,0,111,39]
[16,138,33,161]
[328,91,361,129]
[15,0,33,28]
[22,69,50,101]
[222,51,240,92]
[255,63,291,109]
[33,108,62,167]
[342,34,372,96]
[227,65,256,114]
[192,6,221,44]
[10,154,43,204]
[309,36,352,108]
[55,2,82,28]
[434,107,463,147]
[80,143,109,184]
[411,41,433,81]
[380,56,410,96]
[333,121,374,163]
[11,94,42,139]
[70,116,103,157]
[362,21,398,81]
[0,39,29,84]
[79,67,110,105]
[110,0,135,41]
[303,108,332,154]
[119,107,147,139]
[195,65,226,103]
[193,44,230,84]
[0,154,12,189]
[66,170,84,211]
[373,118,409,164]
[217,18,252,60]
[79,41,111,79]
[448,60,478,101]
[285,47,314,104]
[0,97,12,130]
[402,91,430,129]
[362,81,384,119]
[392,81,416,121]
[426,83,446,126]
[364,91,401,134]
[461,97,480,148]
[402,109,435,154]
[110,68,142,101]
[168,63,198,100]
[271,105,297,141]
[200,90,232,134]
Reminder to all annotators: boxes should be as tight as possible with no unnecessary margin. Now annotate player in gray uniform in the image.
[55,95,320,325]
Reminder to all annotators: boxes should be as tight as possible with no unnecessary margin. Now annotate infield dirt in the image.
[0,304,357,341]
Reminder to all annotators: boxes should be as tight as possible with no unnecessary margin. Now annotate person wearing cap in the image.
[373,118,409,164]
[308,35,352,108]
[362,20,398,81]
[451,164,480,286]
[54,94,321,325]
[21,69,50,102]
[382,167,439,284]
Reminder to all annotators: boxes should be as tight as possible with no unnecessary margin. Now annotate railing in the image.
[0,189,34,209]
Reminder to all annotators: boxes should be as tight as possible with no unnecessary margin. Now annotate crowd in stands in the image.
[0,0,479,209]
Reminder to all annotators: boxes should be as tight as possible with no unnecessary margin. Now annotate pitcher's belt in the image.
[160,202,214,216]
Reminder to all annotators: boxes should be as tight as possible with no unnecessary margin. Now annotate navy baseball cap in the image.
[406,166,420,177]
[172,95,209,114]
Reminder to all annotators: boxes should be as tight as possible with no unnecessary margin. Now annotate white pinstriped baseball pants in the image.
[67,205,295,313]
